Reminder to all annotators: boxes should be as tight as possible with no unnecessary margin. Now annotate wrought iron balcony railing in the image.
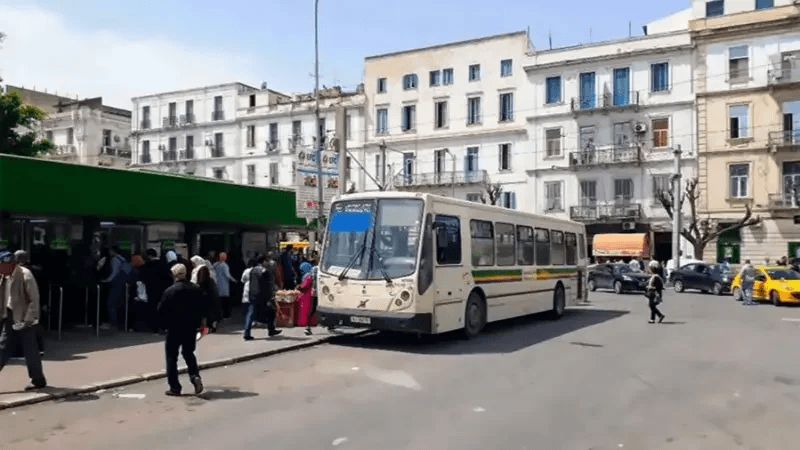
[212,110,225,121]
[180,114,195,125]
[768,193,799,210]
[570,203,642,222]
[769,130,800,149]
[162,116,178,128]
[394,170,489,188]
[211,147,225,158]
[768,67,800,86]
[569,146,640,167]
[180,148,194,160]
[570,91,640,112]
[140,153,152,164]
[100,146,131,158]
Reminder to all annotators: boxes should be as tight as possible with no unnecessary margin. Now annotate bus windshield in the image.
[321,198,424,280]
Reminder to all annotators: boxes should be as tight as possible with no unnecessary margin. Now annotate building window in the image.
[613,122,633,149]
[651,62,669,92]
[430,70,441,86]
[499,93,514,121]
[247,164,256,185]
[467,97,481,125]
[652,174,670,201]
[142,140,150,162]
[729,105,749,139]
[469,64,481,81]
[213,168,224,180]
[376,108,388,134]
[346,114,352,139]
[500,192,516,209]
[442,68,454,85]
[402,74,418,90]
[185,135,194,158]
[168,102,177,125]
[45,130,53,142]
[470,220,494,266]
[545,181,563,212]
[213,96,224,120]
[269,123,278,147]
[248,94,256,108]
[546,76,561,104]
[269,162,279,185]
[613,68,630,106]
[185,100,194,122]
[169,137,177,154]
[580,126,596,151]
[652,118,669,148]
[495,223,516,266]
[434,101,447,129]
[103,129,112,147]
[434,149,446,179]
[500,59,513,77]
[401,105,416,132]
[580,180,597,205]
[465,147,479,173]
[545,128,562,158]
[214,132,224,157]
[706,0,724,17]
[499,143,511,171]
[467,193,482,203]
[730,164,749,198]
[435,215,462,265]
[729,46,749,83]
[141,106,151,129]
[756,0,773,9]
[292,120,302,139]
[247,125,256,148]
[67,127,74,145]
[579,72,596,109]
[614,179,634,203]
[377,77,387,93]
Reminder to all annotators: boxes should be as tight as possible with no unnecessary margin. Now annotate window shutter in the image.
[511,192,517,210]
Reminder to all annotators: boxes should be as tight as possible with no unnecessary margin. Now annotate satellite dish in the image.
[261,82,267,89]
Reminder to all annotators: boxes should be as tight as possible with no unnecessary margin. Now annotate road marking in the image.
[332,437,348,446]
[781,318,800,322]
[473,407,486,412]
[115,393,146,399]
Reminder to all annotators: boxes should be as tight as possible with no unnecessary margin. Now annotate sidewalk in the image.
[0,311,362,410]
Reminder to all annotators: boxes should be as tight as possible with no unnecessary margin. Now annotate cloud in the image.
[0,4,261,110]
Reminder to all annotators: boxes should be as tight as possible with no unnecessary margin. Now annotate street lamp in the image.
[314,0,324,238]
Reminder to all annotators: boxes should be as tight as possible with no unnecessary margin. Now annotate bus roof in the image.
[332,192,584,229]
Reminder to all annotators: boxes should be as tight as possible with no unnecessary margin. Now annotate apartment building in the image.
[523,16,696,260]
[130,82,365,190]
[691,0,800,262]
[361,31,533,209]
[7,85,132,168]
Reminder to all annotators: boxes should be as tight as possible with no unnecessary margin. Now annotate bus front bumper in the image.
[317,307,433,334]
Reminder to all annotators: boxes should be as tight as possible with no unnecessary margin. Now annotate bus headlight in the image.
[327,294,335,302]
[322,285,331,296]
[400,290,411,301]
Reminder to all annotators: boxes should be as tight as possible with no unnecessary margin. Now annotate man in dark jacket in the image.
[243,256,282,340]
[140,249,172,333]
[158,264,208,396]
[280,245,297,289]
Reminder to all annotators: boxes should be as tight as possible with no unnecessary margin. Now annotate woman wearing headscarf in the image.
[296,262,316,335]
[213,252,237,319]
[190,255,216,285]
[195,265,223,333]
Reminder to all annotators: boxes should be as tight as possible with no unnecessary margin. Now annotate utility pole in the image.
[672,145,682,272]
[379,140,387,190]
[314,0,323,235]
[336,106,347,197]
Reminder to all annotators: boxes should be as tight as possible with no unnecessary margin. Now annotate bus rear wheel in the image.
[549,284,566,320]
[463,291,486,339]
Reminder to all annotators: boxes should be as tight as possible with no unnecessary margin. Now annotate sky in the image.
[0,0,691,110]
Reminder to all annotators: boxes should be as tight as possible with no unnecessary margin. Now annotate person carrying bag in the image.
[645,260,665,324]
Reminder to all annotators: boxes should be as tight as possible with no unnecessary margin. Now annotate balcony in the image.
[211,147,225,158]
[100,146,131,158]
[569,146,640,168]
[768,193,799,210]
[768,66,800,86]
[180,114,195,125]
[212,110,225,121]
[769,130,800,150]
[162,116,178,128]
[288,135,303,152]
[180,148,195,160]
[266,140,280,152]
[570,91,640,115]
[162,150,177,162]
[570,203,642,222]
[140,153,152,164]
[53,144,76,155]
[140,119,151,130]
[393,170,489,189]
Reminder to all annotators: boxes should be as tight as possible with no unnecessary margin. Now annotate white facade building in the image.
[361,32,533,208]
[523,23,696,260]
[130,83,365,190]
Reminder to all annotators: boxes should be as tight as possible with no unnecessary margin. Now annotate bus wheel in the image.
[549,284,566,320]
[463,291,486,339]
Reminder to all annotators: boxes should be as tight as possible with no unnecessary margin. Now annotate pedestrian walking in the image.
[213,252,237,319]
[280,245,297,289]
[195,265,222,333]
[739,259,757,305]
[645,260,665,324]
[13,250,45,354]
[157,263,210,397]
[240,260,257,306]
[0,249,47,390]
[243,256,282,341]
[296,262,317,336]
[101,246,132,330]
[139,249,172,333]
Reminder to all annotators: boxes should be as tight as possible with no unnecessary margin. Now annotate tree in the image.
[659,176,761,260]
[480,182,503,206]
[0,90,54,157]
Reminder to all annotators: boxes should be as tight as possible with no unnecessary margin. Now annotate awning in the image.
[592,233,651,258]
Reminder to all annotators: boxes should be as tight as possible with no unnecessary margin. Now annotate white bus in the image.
[316,192,589,337]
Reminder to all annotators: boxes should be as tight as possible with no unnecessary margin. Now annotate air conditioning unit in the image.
[622,221,636,231]
[634,122,647,134]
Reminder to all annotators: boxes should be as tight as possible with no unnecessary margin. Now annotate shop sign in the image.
[51,238,70,251]
[295,149,340,219]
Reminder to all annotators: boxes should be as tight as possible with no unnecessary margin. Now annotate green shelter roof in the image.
[0,154,307,228]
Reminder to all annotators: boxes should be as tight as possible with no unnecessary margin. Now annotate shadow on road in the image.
[197,387,259,401]
[333,308,629,355]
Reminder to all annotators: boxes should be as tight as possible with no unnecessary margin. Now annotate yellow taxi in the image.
[731,265,800,306]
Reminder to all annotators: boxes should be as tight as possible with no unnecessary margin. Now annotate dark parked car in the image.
[670,262,732,295]
[588,263,651,294]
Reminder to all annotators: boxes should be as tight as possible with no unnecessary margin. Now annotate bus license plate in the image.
[350,316,371,325]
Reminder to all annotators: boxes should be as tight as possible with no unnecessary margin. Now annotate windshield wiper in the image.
[338,235,369,281]
[369,246,393,284]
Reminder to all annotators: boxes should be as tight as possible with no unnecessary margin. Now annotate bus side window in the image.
[470,220,494,266]
[551,230,565,265]
[495,223,516,266]
[565,232,577,266]
[435,215,461,265]
[578,233,586,260]
[535,228,550,266]
[418,214,434,295]
[516,225,534,265]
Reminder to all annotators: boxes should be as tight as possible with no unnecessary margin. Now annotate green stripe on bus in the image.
[472,269,522,283]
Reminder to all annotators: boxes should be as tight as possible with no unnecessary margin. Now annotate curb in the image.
[0,330,369,411]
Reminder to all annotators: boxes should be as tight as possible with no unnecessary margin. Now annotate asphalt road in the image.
[3,288,800,450]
